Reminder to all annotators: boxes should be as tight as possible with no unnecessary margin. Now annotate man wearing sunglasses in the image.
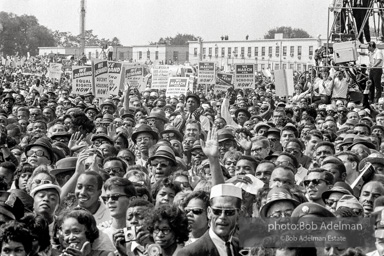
[176,184,242,256]
[99,177,136,245]
[304,168,334,206]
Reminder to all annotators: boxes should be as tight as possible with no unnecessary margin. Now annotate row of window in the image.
[255,63,306,71]
[135,51,188,61]
[195,45,314,58]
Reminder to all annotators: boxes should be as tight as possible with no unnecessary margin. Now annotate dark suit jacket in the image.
[175,231,240,256]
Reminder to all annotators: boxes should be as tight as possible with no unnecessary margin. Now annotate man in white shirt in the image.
[368,41,384,103]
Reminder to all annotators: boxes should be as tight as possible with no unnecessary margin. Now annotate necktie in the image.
[225,241,233,256]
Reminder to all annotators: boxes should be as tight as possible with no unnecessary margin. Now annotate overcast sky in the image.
[1,0,330,45]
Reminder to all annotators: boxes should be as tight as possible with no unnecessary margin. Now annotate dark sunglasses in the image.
[303,179,327,187]
[101,194,127,203]
[211,207,237,216]
[184,208,204,215]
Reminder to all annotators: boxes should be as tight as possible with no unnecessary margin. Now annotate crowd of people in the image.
[1,46,384,256]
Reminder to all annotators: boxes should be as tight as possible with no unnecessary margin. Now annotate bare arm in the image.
[201,128,225,185]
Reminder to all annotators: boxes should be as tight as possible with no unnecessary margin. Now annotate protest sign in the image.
[198,62,215,85]
[198,62,215,94]
[215,72,234,94]
[72,66,93,95]
[125,66,146,91]
[108,61,124,96]
[166,77,189,97]
[274,69,294,97]
[48,63,63,80]
[234,64,255,89]
[151,65,170,90]
[94,60,109,98]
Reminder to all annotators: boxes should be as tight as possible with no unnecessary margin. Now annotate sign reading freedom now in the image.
[234,64,255,89]
[72,66,93,95]
[166,77,189,97]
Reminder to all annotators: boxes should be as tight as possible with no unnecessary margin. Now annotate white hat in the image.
[30,184,61,198]
[210,184,242,200]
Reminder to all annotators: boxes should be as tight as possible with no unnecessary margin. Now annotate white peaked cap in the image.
[210,184,242,200]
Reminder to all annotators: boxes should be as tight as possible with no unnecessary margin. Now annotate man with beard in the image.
[131,124,158,166]
[303,168,334,206]
[175,184,242,256]
[359,181,384,217]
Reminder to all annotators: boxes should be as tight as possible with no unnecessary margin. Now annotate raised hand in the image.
[107,123,117,138]
[201,127,219,158]
[235,133,252,151]
[68,132,84,150]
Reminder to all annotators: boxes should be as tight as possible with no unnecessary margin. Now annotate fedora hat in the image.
[121,113,135,122]
[185,94,200,106]
[0,191,25,220]
[100,99,117,112]
[160,125,183,142]
[235,108,251,119]
[131,124,159,144]
[259,187,300,219]
[90,133,114,144]
[348,137,376,150]
[255,122,271,133]
[84,105,99,114]
[51,157,77,176]
[147,109,168,123]
[217,129,235,143]
[322,182,353,201]
[101,113,114,124]
[25,138,55,163]
[2,93,14,103]
[359,153,384,170]
[148,146,176,166]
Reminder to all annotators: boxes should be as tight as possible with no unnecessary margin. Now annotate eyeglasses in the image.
[150,161,169,168]
[225,161,237,166]
[303,179,327,187]
[275,160,294,168]
[211,207,238,216]
[105,167,124,175]
[324,198,339,207]
[32,179,52,185]
[153,227,172,235]
[268,209,293,218]
[184,208,204,215]
[27,150,48,158]
[101,194,128,203]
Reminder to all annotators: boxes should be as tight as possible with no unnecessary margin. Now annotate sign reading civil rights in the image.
[198,62,216,85]
[94,60,109,98]
[166,77,189,97]
[72,66,93,95]
[151,65,170,90]
[48,63,63,80]
[234,64,255,89]
[108,61,124,96]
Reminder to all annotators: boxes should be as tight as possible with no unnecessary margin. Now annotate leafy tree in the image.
[264,26,311,39]
[0,12,56,55]
[52,29,122,47]
[149,33,202,45]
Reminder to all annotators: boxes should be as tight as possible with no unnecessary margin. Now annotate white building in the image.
[131,44,189,65]
[38,46,133,60]
[188,34,324,72]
